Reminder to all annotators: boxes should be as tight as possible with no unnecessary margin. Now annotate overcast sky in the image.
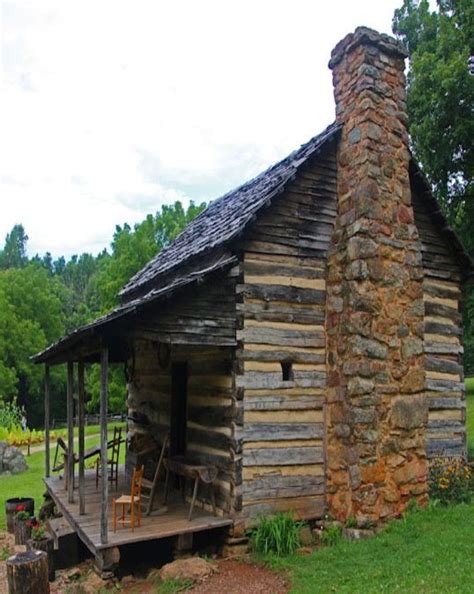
[1,0,404,259]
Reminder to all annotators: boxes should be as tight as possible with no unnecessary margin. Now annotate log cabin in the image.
[33,26,472,570]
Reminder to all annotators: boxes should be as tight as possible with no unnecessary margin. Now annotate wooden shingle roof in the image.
[119,122,341,301]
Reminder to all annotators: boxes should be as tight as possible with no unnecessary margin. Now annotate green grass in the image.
[0,428,125,530]
[272,503,474,593]
[466,378,474,459]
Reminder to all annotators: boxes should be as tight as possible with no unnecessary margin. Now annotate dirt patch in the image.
[0,529,290,594]
[190,559,290,594]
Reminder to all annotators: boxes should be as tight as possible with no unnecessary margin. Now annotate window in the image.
[281,361,293,382]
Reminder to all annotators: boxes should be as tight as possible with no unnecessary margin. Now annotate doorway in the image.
[170,362,188,456]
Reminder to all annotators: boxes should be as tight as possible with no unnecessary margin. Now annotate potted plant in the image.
[26,520,55,581]
[13,505,32,545]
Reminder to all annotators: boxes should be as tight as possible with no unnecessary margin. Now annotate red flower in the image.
[15,504,25,512]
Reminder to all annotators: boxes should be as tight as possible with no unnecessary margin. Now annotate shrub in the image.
[320,523,342,546]
[346,516,358,528]
[0,400,24,431]
[250,512,303,557]
[429,457,473,505]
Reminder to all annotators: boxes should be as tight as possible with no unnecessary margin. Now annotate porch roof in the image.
[31,252,237,365]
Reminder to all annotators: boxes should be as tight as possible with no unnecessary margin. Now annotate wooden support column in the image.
[78,360,86,515]
[44,365,50,478]
[67,361,74,504]
[100,347,109,545]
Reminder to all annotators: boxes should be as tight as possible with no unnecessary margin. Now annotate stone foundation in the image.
[325,27,428,523]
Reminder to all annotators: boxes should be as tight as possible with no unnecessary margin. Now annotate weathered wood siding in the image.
[133,274,237,346]
[235,141,338,521]
[127,341,239,515]
[126,272,239,515]
[413,192,465,458]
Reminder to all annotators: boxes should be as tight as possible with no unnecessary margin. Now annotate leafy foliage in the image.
[320,523,343,546]
[250,512,303,557]
[429,456,473,504]
[0,400,24,431]
[393,0,474,374]
[0,200,205,426]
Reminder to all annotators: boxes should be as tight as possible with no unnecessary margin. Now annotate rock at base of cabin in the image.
[342,527,376,541]
[298,525,314,546]
[220,542,250,558]
[159,557,216,583]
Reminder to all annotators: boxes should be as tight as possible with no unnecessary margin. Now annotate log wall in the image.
[413,192,466,458]
[235,141,338,521]
[126,272,239,515]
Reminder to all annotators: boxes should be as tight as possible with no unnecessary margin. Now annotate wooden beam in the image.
[78,360,85,515]
[100,347,109,545]
[67,361,74,504]
[44,365,50,478]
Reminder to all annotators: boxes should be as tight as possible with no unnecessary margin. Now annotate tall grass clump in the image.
[250,512,303,557]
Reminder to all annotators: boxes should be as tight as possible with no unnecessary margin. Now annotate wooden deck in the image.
[44,468,232,555]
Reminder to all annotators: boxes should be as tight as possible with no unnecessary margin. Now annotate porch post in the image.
[44,365,50,478]
[67,360,74,504]
[100,347,109,545]
[78,360,86,515]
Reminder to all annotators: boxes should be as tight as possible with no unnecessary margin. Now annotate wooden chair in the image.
[95,426,122,490]
[113,465,144,532]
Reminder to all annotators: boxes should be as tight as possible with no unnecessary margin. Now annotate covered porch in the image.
[31,262,239,570]
[44,468,232,558]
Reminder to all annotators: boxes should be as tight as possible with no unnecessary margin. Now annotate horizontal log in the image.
[424,342,462,355]
[243,474,325,500]
[423,283,461,301]
[188,404,239,426]
[238,283,326,304]
[427,420,465,431]
[238,348,325,364]
[237,329,325,348]
[424,321,461,337]
[187,427,236,452]
[244,423,324,441]
[244,446,323,466]
[185,446,237,473]
[236,371,326,389]
[242,495,325,521]
[133,329,237,346]
[427,397,465,410]
[244,394,325,411]
[243,259,326,279]
[425,356,463,376]
[425,379,465,392]
[424,301,461,322]
[426,438,464,458]
[239,240,327,258]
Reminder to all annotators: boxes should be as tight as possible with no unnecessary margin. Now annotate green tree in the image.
[0,264,66,424]
[95,201,206,310]
[393,0,474,243]
[393,0,474,374]
[0,224,29,269]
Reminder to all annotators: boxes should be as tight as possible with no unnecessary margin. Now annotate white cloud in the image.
[1,0,403,258]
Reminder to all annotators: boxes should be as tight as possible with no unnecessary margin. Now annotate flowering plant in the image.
[27,519,46,540]
[429,457,473,504]
[14,505,30,521]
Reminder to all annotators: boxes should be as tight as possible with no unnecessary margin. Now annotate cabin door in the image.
[170,362,188,456]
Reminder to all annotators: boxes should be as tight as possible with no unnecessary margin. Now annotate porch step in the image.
[47,517,81,569]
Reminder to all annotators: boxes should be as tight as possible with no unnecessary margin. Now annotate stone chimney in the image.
[325,27,428,523]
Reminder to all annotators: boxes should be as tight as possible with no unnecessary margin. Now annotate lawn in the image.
[0,426,125,530]
[273,503,474,593]
[467,377,474,458]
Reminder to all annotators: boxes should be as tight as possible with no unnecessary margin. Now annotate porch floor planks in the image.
[44,468,232,553]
